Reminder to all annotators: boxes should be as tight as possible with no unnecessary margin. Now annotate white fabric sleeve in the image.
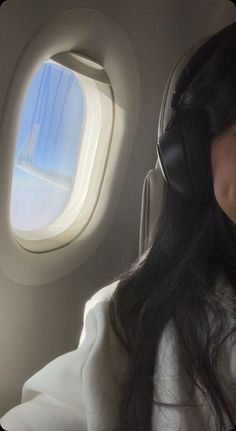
[0,281,126,431]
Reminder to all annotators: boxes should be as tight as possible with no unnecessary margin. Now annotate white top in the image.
[1,275,236,431]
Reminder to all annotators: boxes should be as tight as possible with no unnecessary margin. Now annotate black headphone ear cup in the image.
[158,118,192,196]
[158,110,213,204]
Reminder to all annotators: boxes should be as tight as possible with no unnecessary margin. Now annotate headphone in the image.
[157,22,236,206]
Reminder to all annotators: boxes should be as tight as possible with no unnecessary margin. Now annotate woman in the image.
[110,20,236,431]
[1,21,236,431]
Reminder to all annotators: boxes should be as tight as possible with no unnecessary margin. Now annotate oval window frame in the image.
[0,7,141,285]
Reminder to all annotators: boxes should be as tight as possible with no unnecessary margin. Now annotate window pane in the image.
[10,61,84,231]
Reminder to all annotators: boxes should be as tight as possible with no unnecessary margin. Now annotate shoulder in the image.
[86,278,120,310]
[77,277,121,351]
[79,278,120,341]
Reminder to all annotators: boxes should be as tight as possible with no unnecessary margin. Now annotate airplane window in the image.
[9,54,114,252]
[10,60,84,231]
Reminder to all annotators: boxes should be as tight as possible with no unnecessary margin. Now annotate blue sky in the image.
[10,61,84,231]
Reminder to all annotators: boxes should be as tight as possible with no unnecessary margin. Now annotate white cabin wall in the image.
[0,0,235,415]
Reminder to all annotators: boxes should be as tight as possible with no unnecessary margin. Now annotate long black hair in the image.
[109,22,236,431]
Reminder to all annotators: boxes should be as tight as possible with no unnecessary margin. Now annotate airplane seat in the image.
[139,165,164,257]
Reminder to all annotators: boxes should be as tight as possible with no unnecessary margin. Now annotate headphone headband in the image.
[157,36,210,147]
